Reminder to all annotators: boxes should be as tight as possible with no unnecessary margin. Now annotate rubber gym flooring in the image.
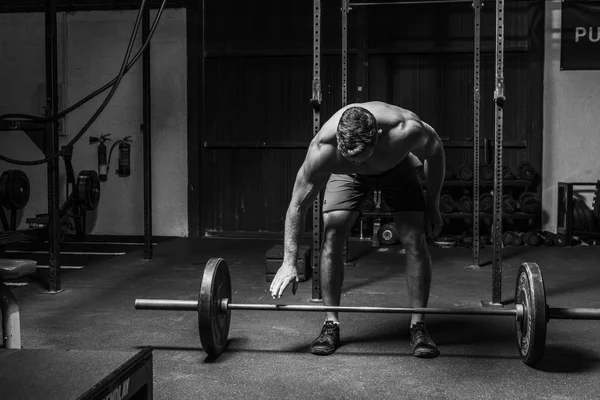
[2,237,600,400]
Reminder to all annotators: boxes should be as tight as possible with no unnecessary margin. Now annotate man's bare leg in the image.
[394,211,439,358]
[309,210,357,355]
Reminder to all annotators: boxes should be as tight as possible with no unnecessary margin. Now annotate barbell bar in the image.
[134,258,600,366]
[135,299,522,317]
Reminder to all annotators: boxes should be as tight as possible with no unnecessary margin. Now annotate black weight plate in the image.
[77,170,101,211]
[513,233,524,246]
[480,164,494,181]
[378,223,399,246]
[459,164,473,181]
[199,258,232,358]
[519,191,535,205]
[459,196,473,213]
[521,198,541,214]
[517,162,536,180]
[523,232,541,247]
[503,194,517,214]
[0,171,11,209]
[440,194,456,213]
[553,233,566,247]
[0,172,7,208]
[503,166,515,180]
[479,193,494,214]
[361,197,375,213]
[502,231,515,246]
[8,170,30,210]
[0,170,30,210]
[515,262,547,366]
[544,232,555,246]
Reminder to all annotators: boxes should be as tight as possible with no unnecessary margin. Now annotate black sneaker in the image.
[309,321,340,356]
[409,322,440,358]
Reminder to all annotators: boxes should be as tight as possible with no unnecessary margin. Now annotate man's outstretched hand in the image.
[269,263,299,299]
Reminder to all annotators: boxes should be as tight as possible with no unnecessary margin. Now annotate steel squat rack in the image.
[309,0,506,306]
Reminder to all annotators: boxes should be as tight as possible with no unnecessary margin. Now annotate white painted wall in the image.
[0,9,188,237]
[543,1,600,231]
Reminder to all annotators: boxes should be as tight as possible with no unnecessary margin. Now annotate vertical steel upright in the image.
[490,0,506,305]
[45,0,61,293]
[341,0,349,263]
[341,0,349,106]
[470,0,482,268]
[142,5,153,260]
[311,0,323,301]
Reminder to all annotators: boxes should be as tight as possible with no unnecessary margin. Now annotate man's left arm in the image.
[421,123,445,211]
[406,122,445,207]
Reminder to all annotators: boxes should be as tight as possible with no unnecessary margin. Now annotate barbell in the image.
[134,258,600,366]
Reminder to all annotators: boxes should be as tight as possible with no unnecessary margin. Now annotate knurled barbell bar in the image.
[134,258,600,366]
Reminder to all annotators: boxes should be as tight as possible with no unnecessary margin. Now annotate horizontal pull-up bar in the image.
[351,0,472,6]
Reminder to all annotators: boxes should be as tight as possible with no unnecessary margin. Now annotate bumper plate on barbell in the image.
[199,258,232,358]
[515,262,547,366]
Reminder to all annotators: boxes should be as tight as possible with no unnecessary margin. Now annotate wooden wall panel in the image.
[205,0,355,55]
[203,149,309,234]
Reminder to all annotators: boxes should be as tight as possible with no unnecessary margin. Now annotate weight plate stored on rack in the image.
[503,166,515,180]
[440,194,456,213]
[519,192,540,214]
[517,162,536,180]
[0,170,30,210]
[480,163,494,181]
[77,170,101,211]
[378,223,399,246]
[459,196,473,213]
[361,196,375,213]
[502,194,518,214]
[199,258,232,358]
[459,164,473,181]
[480,193,494,214]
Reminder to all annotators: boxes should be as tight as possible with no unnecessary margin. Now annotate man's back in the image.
[307,101,429,176]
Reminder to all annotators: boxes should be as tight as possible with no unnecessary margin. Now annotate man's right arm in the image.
[270,141,331,299]
[283,152,329,265]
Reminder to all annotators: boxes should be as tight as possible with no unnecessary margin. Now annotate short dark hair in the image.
[336,106,378,157]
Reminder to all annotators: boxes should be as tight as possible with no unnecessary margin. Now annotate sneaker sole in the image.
[309,346,338,356]
[413,349,440,358]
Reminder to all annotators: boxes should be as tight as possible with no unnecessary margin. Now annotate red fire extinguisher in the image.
[116,136,132,177]
[89,134,111,182]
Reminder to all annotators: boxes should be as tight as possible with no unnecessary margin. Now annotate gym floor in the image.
[5,238,600,400]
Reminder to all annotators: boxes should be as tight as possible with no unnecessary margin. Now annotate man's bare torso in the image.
[310,101,431,176]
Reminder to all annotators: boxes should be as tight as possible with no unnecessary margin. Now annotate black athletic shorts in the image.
[322,156,426,213]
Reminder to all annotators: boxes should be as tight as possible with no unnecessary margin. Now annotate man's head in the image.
[336,106,381,165]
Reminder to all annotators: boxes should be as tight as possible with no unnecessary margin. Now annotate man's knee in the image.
[402,231,429,257]
[322,211,355,248]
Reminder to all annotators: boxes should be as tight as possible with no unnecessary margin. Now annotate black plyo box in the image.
[265,244,312,282]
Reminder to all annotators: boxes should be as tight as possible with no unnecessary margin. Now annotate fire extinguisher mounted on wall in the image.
[89,134,111,182]
[115,136,132,178]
